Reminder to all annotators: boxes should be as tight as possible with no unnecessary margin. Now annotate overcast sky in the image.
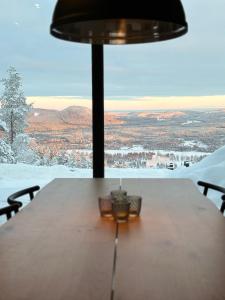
[0,0,225,99]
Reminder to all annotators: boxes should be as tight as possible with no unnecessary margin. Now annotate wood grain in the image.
[0,179,120,300]
[115,179,225,300]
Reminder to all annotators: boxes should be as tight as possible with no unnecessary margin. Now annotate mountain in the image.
[57,106,92,126]
[27,106,124,132]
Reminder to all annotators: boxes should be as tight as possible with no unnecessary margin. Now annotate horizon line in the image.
[27,95,225,111]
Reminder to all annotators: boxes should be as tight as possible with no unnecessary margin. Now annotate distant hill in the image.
[20,107,225,153]
[136,111,186,120]
[27,106,124,132]
[27,106,189,133]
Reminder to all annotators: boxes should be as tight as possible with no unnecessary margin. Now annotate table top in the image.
[0,179,119,300]
[115,179,225,300]
[0,179,224,300]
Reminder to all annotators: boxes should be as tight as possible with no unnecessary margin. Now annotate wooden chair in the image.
[0,204,20,221]
[7,186,40,208]
[197,181,225,215]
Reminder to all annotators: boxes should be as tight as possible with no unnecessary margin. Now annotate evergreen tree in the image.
[0,140,15,163]
[0,67,31,145]
[12,134,39,164]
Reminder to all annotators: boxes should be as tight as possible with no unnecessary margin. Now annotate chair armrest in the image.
[197,181,225,196]
[7,186,40,208]
[0,204,20,220]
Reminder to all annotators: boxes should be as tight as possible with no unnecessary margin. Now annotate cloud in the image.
[34,3,40,9]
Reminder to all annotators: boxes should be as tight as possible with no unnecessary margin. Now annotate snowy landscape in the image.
[1,144,225,224]
[1,67,225,224]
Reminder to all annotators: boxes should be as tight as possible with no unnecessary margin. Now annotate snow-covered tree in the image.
[0,110,7,131]
[0,140,15,163]
[12,134,39,164]
[57,150,70,166]
[0,120,7,132]
[0,67,31,145]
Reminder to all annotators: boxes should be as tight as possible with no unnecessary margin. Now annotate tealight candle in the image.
[112,201,130,223]
[127,196,142,217]
[98,196,113,217]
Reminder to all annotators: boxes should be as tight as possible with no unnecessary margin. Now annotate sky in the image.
[0,0,225,110]
[27,95,225,111]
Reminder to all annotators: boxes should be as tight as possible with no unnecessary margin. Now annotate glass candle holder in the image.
[98,196,113,217]
[127,196,142,217]
[112,201,130,223]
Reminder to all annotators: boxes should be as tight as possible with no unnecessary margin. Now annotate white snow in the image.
[171,145,225,209]
[0,119,7,131]
[75,145,210,157]
[182,140,208,149]
[154,149,210,157]
[182,120,201,125]
[1,145,225,223]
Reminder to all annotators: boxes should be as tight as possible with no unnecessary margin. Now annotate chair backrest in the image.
[0,204,20,221]
[197,181,225,215]
[7,186,40,208]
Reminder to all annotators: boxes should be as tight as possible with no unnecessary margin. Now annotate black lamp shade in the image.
[50,0,188,45]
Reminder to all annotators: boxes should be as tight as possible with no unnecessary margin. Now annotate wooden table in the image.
[115,179,225,300]
[0,179,224,300]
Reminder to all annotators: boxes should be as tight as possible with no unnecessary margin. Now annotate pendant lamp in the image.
[50,0,188,177]
[51,0,188,44]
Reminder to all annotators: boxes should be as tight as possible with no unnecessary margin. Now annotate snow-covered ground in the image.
[1,145,225,223]
[171,145,225,209]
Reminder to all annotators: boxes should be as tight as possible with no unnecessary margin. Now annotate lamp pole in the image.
[92,44,104,178]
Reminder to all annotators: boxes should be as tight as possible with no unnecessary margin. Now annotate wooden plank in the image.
[115,179,225,300]
[0,179,120,300]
